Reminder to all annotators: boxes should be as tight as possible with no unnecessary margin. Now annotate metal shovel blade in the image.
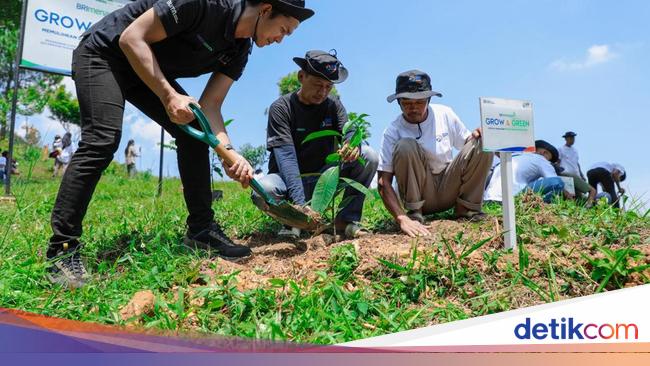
[248,180,323,231]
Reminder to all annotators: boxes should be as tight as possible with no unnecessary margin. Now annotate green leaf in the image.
[325,153,341,165]
[342,120,355,136]
[356,302,369,316]
[336,196,356,214]
[268,278,286,288]
[518,242,529,271]
[302,130,342,145]
[224,119,234,127]
[459,237,492,261]
[349,129,364,148]
[311,166,340,213]
[377,258,408,273]
[340,177,376,198]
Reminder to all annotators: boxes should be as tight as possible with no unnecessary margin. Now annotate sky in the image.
[19,0,650,212]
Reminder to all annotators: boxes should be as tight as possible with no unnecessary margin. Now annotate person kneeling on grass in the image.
[251,50,378,239]
[484,140,571,204]
[45,0,316,288]
[376,70,494,238]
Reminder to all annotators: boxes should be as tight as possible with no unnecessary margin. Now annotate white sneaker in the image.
[278,227,301,239]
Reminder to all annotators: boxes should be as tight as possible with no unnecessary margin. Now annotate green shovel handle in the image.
[177,104,221,149]
[178,103,278,206]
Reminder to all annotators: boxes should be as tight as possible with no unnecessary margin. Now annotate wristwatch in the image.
[223,143,234,151]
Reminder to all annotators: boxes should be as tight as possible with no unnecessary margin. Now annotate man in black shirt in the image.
[46,0,315,288]
[252,50,379,238]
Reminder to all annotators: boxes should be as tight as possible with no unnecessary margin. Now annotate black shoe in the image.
[46,242,89,288]
[183,223,252,262]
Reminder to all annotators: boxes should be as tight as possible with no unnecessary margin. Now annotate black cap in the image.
[562,131,577,138]
[293,49,348,84]
[535,139,559,163]
[387,70,442,103]
[266,0,314,22]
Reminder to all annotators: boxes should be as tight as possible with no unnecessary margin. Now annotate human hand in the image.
[397,215,430,237]
[163,92,199,125]
[223,152,253,188]
[338,143,360,163]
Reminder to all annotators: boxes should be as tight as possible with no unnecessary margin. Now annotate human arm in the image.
[198,72,253,187]
[612,169,626,194]
[273,145,306,205]
[119,7,198,124]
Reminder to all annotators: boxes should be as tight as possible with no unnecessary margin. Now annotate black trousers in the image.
[587,167,620,209]
[48,41,214,256]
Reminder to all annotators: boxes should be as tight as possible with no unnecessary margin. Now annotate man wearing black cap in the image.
[485,140,568,204]
[377,70,493,237]
[45,0,315,288]
[559,131,585,179]
[252,50,379,238]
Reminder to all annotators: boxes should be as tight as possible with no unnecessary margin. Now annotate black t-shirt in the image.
[83,0,251,80]
[267,93,348,174]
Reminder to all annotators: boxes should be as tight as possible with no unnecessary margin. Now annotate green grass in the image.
[0,141,648,344]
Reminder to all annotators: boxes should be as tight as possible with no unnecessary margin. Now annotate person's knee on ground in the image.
[250,173,287,210]
[537,177,565,203]
[334,146,379,233]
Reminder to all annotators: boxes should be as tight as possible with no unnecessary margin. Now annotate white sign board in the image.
[560,176,576,196]
[479,97,535,153]
[20,0,128,75]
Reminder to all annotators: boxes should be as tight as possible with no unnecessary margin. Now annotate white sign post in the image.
[21,0,128,75]
[480,97,535,250]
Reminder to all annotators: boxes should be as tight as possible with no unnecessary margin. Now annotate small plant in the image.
[441,232,492,287]
[329,243,359,281]
[301,113,375,233]
[583,244,650,292]
[22,146,41,180]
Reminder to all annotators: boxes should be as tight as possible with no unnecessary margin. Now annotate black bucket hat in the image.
[387,70,442,103]
[535,139,559,163]
[562,131,577,138]
[293,49,348,84]
[266,0,314,22]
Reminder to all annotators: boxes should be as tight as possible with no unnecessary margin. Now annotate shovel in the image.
[178,104,323,231]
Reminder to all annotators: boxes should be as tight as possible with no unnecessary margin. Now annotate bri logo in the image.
[321,118,333,128]
[514,317,639,340]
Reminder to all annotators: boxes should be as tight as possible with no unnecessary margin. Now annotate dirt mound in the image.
[195,218,506,291]
[193,208,648,295]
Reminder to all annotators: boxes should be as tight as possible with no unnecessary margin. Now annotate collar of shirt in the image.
[398,106,434,132]
[224,0,252,53]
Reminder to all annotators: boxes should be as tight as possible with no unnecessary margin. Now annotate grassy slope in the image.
[1,142,648,344]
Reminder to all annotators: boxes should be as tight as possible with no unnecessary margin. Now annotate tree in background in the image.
[276,72,339,96]
[239,143,267,172]
[48,85,81,133]
[0,0,64,139]
[21,122,40,146]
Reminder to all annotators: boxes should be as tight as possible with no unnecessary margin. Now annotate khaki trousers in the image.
[392,138,493,214]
